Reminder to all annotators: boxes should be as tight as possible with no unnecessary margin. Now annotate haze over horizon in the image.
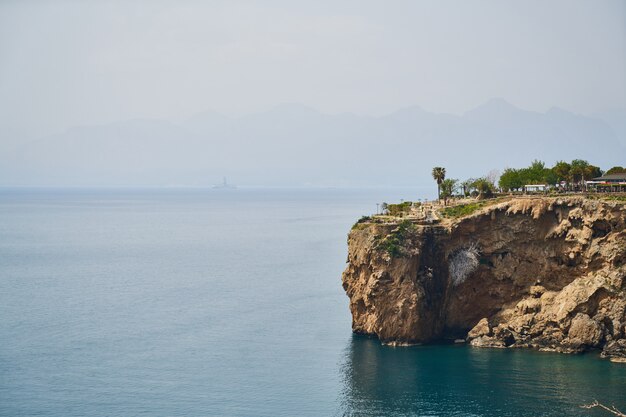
[2,97,625,188]
[1,0,625,187]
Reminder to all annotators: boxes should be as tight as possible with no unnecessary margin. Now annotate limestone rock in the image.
[467,318,490,339]
[470,335,505,348]
[566,313,603,349]
[342,197,626,361]
[602,340,626,362]
[529,285,546,298]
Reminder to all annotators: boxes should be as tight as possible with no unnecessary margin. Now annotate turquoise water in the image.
[0,188,624,417]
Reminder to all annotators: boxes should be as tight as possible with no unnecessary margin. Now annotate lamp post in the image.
[376,203,379,215]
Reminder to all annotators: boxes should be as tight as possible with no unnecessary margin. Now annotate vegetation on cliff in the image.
[373,220,416,257]
[384,201,415,216]
[440,201,489,218]
[431,159,624,203]
[498,159,603,191]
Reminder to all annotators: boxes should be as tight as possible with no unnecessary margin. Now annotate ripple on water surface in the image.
[0,189,624,417]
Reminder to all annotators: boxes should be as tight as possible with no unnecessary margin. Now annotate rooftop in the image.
[592,173,626,181]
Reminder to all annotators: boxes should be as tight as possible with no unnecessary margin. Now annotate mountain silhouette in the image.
[2,100,624,187]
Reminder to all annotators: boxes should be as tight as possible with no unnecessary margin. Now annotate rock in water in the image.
[342,197,626,361]
[467,318,490,339]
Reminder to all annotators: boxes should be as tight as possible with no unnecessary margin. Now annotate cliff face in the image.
[342,197,626,361]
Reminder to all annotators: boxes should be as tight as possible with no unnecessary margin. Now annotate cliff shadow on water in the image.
[342,197,626,361]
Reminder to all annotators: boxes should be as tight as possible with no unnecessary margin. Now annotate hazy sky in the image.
[1,0,625,138]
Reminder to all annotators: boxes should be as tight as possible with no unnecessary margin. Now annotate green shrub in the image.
[386,201,413,216]
[375,220,416,257]
[351,215,372,230]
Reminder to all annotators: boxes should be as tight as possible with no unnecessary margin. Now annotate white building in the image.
[524,184,547,193]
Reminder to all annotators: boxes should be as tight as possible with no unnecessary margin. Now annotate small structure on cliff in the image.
[588,173,626,192]
[523,184,547,193]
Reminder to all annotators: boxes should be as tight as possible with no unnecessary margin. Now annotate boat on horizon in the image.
[213,177,237,189]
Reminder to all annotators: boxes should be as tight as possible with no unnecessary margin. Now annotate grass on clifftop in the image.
[595,195,626,203]
[440,202,485,218]
[374,220,416,257]
[351,215,372,230]
[386,201,415,216]
[439,198,506,219]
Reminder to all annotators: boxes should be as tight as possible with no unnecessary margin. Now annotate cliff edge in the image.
[342,197,626,361]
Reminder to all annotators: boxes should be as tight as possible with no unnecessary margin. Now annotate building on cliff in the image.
[588,173,626,192]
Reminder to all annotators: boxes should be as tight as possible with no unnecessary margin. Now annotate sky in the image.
[1,0,625,140]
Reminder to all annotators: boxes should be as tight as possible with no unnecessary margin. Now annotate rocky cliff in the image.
[342,197,626,361]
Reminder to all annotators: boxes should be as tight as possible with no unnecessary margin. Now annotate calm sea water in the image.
[0,188,624,417]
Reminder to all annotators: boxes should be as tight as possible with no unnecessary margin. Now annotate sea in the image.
[0,187,624,417]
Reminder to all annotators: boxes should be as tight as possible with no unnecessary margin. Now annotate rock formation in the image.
[342,197,626,361]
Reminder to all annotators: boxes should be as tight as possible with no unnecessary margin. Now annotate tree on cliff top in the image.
[606,166,626,175]
[461,178,475,197]
[499,168,523,192]
[552,160,571,183]
[472,177,495,199]
[570,159,602,190]
[440,178,458,205]
[432,167,446,200]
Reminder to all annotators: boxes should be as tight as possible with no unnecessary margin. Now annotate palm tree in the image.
[440,178,458,205]
[570,159,589,191]
[461,178,475,197]
[432,167,446,200]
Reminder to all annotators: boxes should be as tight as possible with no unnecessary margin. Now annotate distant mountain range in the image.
[1,99,624,187]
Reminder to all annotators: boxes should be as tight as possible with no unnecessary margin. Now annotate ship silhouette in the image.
[213,177,237,189]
